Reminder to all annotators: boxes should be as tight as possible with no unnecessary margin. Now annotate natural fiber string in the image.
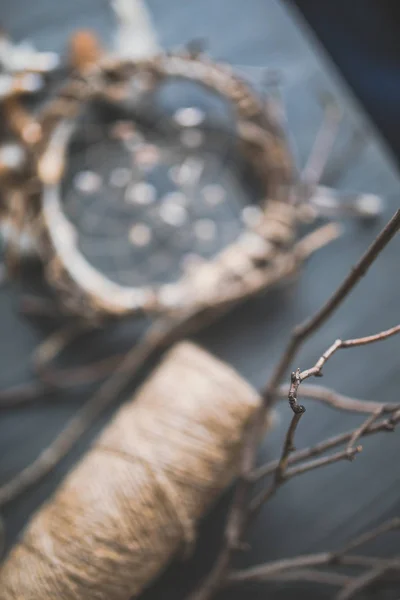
[0,342,262,600]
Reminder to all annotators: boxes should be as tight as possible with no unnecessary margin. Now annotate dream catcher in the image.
[0,27,380,324]
[1,5,397,600]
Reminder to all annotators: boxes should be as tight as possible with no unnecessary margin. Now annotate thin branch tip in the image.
[189,210,400,600]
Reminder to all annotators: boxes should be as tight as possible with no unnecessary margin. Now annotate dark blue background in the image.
[293,0,400,165]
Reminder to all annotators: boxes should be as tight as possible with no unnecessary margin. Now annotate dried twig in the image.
[0,515,4,559]
[276,408,305,478]
[0,352,127,408]
[323,128,366,187]
[266,209,400,401]
[188,211,400,600]
[0,316,182,507]
[32,323,90,379]
[277,382,398,414]
[228,516,400,599]
[283,446,361,478]
[228,554,380,584]
[229,555,400,597]
[345,410,382,453]
[252,407,400,482]
[333,517,400,558]
[269,568,352,587]
[301,97,342,188]
[18,294,62,319]
[335,562,399,600]
[248,408,306,522]
[288,324,400,409]
[0,380,51,409]
[249,390,399,525]
[249,444,362,521]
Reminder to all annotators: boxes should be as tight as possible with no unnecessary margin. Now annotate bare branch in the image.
[0,316,182,507]
[248,410,306,520]
[336,563,398,600]
[264,209,400,404]
[346,411,382,452]
[323,128,365,187]
[333,517,400,558]
[250,445,362,520]
[303,324,400,378]
[284,446,361,479]
[342,324,400,348]
[228,553,390,584]
[229,517,400,588]
[301,98,342,188]
[32,323,90,379]
[290,324,400,407]
[18,294,61,319]
[0,515,4,560]
[35,352,125,388]
[228,551,332,584]
[277,383,398,414]
[188,211,400,600]
[252,408,400,482]
[0,381,51,408]
[276,408,305,479]
[294,222,341,260]
[270,568,352,587]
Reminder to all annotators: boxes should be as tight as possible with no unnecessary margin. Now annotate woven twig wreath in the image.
[23,49,300,322]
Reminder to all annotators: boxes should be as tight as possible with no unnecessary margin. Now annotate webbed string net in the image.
[51,69,272,309]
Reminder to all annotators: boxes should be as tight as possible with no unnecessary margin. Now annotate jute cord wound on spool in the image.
[0,342,263,600]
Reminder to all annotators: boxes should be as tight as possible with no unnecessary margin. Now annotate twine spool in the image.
[0,342,262,600]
